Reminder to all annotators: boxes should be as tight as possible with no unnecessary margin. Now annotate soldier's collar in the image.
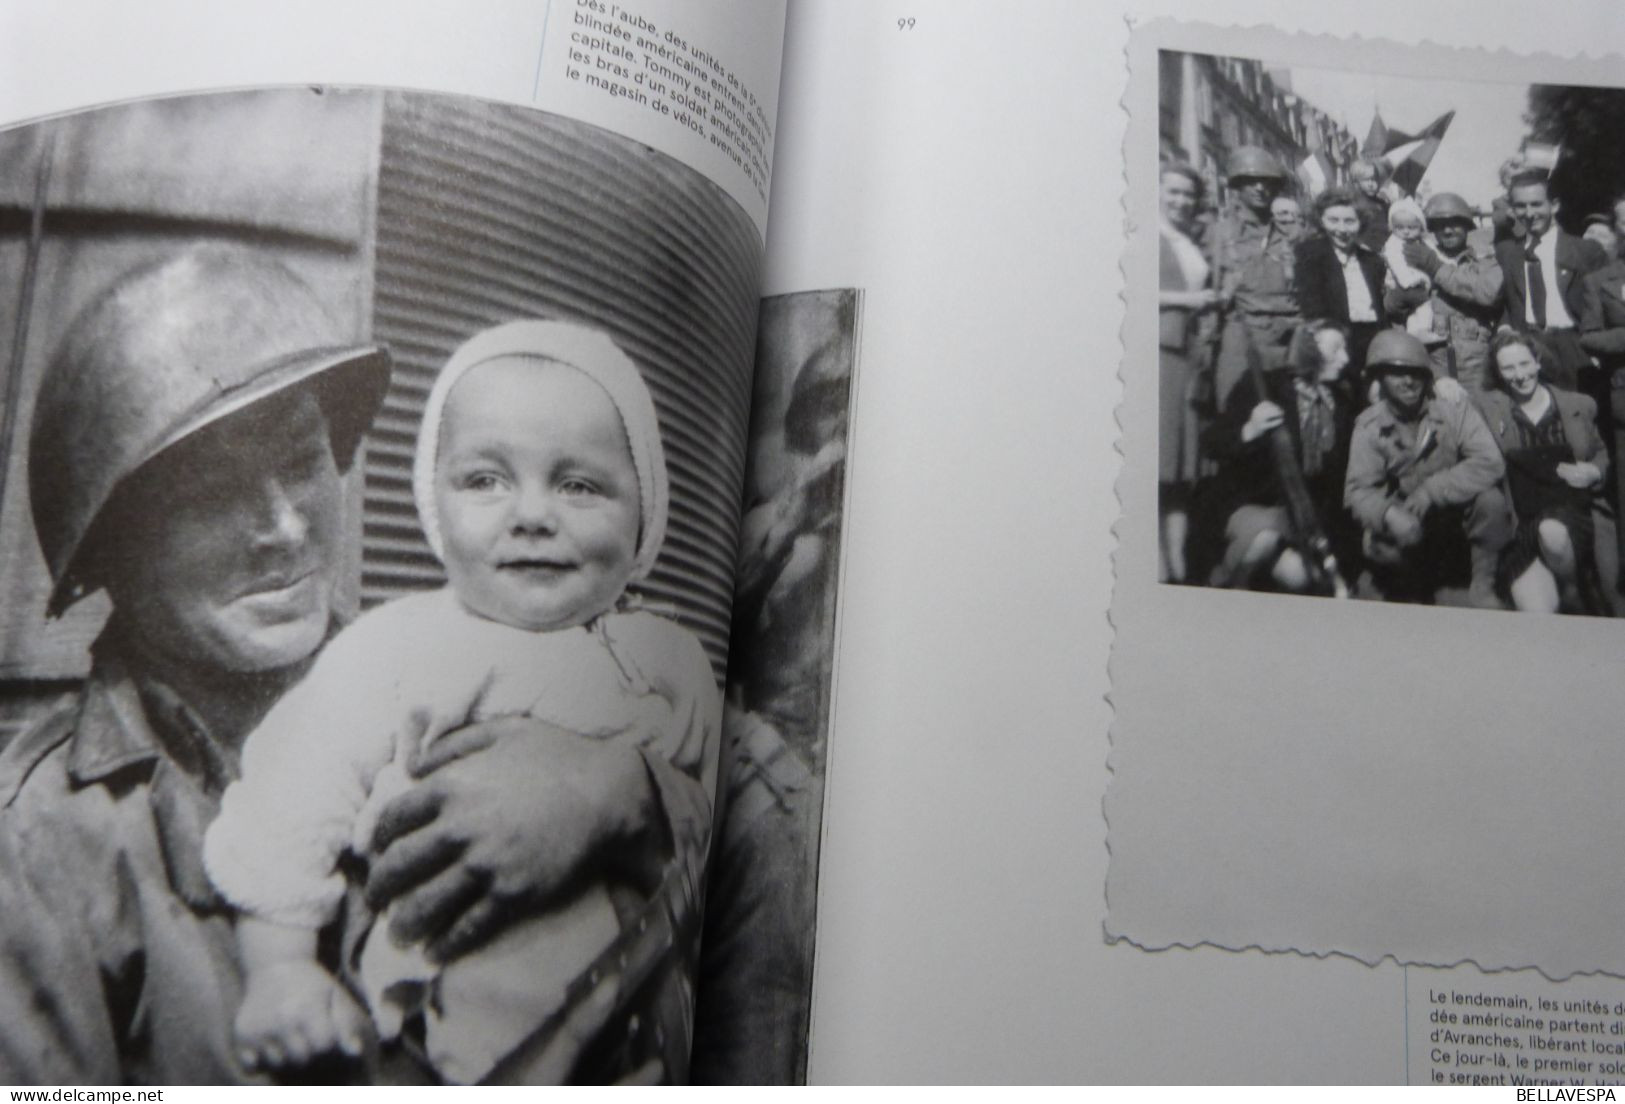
[65,646,167,787]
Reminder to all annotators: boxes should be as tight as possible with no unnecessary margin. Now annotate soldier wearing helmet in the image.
[1210,145,1301,409]
[1386,191,1505,391]
[0,246,390,1083]
[0,247,700,1084]
[1344,330,1512,606]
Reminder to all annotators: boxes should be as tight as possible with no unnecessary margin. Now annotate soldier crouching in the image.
[1344,331,1513,607]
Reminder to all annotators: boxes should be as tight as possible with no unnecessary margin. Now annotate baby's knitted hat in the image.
[1388,196,1426,231]
[411,319,669,584]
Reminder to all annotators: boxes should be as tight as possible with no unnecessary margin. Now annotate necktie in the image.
[1526,235,1547,329]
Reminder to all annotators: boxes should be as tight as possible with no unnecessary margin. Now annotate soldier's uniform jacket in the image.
[0,628,712,1086]
[1343,393,1506,532]
[1212,203,1299,404]
[1427,243,1505,387]
[1213,204,1297,317]
[0,637,262,1085]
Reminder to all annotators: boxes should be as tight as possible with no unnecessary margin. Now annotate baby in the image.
[203,320,719,1083]
[1382,197,1436,339]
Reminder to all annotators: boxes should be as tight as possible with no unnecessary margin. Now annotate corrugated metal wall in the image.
[366,93,762,680]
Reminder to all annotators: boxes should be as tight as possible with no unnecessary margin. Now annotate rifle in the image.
[1242,330,1350,598]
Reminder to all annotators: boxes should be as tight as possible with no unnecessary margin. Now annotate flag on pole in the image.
[1363,111,1389,159]
[1375,110,1455,196]
[1297,149,1334,197]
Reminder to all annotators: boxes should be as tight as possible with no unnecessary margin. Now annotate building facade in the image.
[1159,50,1360,207]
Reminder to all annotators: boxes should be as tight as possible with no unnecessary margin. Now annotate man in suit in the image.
[1296,186,1388,391]
[1578,194,1625,588]
[1496,174,1606,393]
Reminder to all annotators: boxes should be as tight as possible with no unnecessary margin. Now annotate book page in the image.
[765,0,1625,1085]
[1110,22,1625,986]
[0,0,783,238]
[692,288,860,1084]
[0,1,785,1086]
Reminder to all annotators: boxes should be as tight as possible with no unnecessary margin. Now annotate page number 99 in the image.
[898,17,916,29]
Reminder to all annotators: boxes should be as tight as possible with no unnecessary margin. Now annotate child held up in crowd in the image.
[203,319,720,1084]
[1383,197,1436,339]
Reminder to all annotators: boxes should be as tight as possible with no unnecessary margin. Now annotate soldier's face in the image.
[1378,369,1428,416]
[101,389,343,674]
[1431,221,1470,254]
[1235,177,1278,215]
[1612,200,1625,241]
[1510,182,1556,237]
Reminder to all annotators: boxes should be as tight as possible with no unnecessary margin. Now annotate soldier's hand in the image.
[1385,505,1424,548]
[1402,239,1443,276]
[367,717,660,964]
[1384,283,1430,316]
[1240,401,1285,443]
[1194,289,1224,312]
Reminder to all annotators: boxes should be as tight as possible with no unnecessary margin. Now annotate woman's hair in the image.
[1312,186,1362,229]
[1288,320,1349,380]
[1488,328,1552,385]
[1159,160,1205,203]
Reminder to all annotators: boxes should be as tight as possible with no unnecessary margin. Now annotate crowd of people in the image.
[1158,143,1625,615]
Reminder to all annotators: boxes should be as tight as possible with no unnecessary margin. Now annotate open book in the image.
[11,0,1625,1090]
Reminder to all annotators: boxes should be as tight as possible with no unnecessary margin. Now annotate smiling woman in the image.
[1477,330,1607,614]
[1296,185,1389,380]
[1156,159,1214,582]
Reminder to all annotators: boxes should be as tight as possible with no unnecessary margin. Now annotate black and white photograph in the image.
[0,85,773,1085]
[692,288,857,1084]
[1112,24,1625,989]
[1156,47,1625,617]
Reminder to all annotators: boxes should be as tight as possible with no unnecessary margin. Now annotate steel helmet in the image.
[1424,192,1476,223]
[29,245,393,615]
[1365,329,1433,374]
[1226,145,1287,182]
